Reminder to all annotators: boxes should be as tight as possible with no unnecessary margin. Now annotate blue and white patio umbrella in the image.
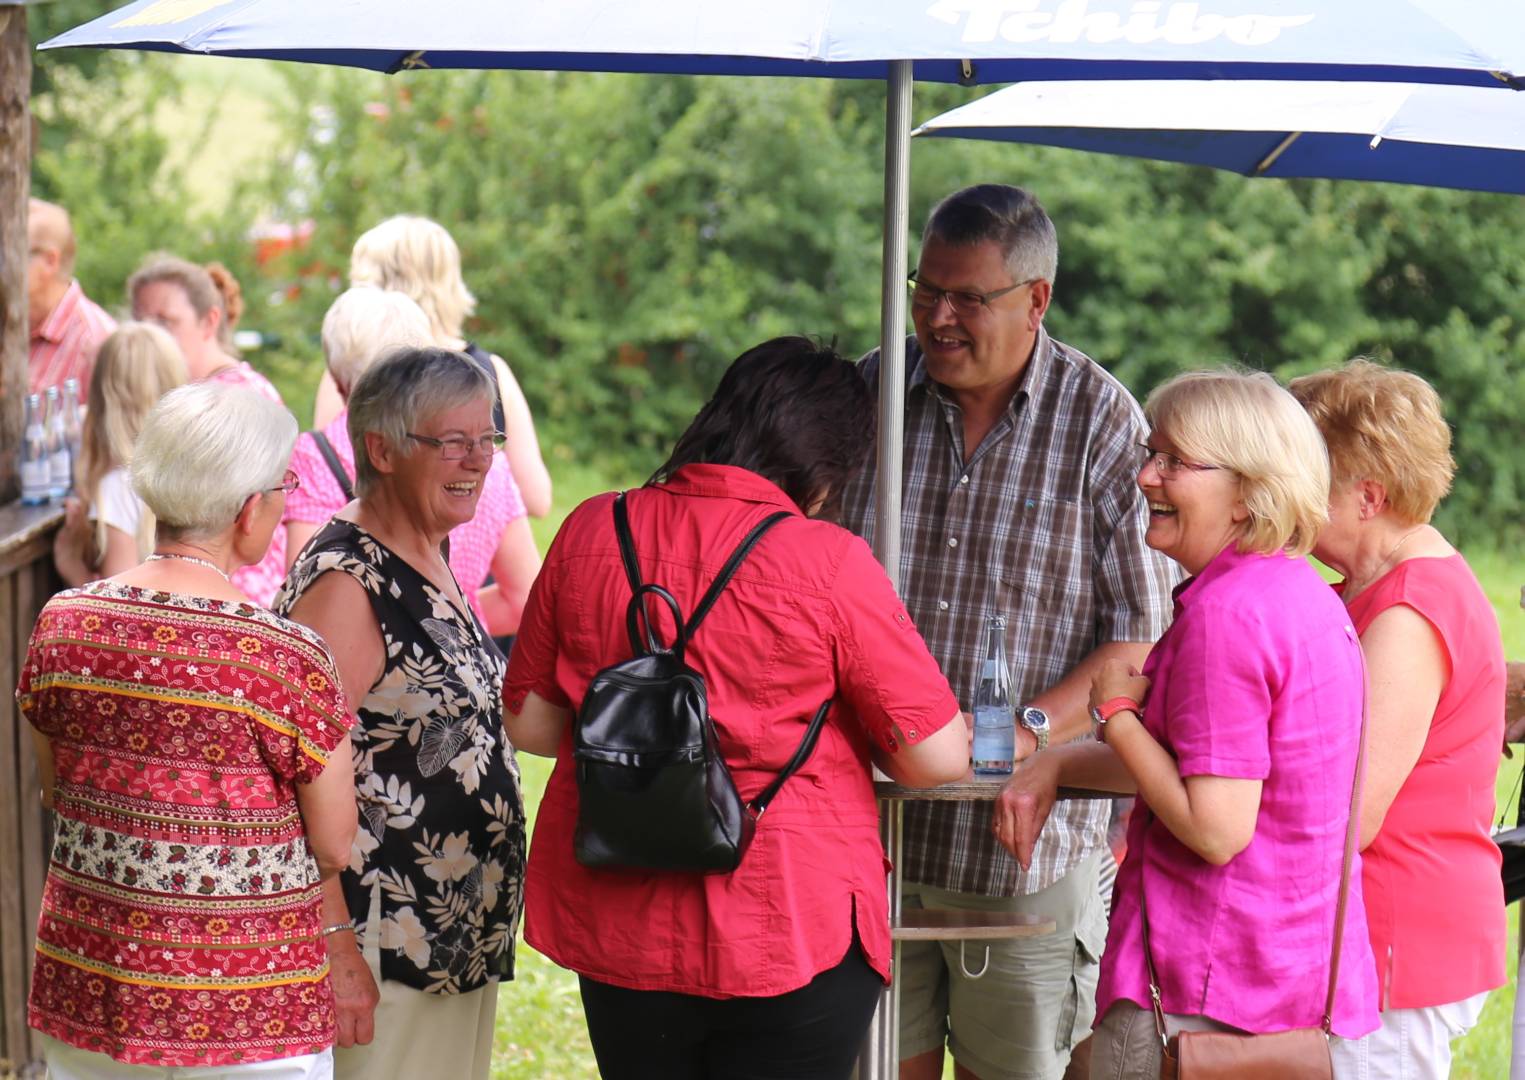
[915,78,1525,194]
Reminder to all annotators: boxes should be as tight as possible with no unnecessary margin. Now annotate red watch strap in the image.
[1094,696,1141,722]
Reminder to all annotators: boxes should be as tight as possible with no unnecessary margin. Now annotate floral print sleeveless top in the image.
[276,519,525,994]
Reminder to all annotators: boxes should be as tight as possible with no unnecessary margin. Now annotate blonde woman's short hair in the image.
[1288,359,1454,525]
[78,322,189,559]
[349,216,475,343]
[132,382,297,540]
[321,287,434,396]
[1145,369,1330,558]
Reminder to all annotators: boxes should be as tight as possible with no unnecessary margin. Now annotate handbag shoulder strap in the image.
[311,430,355,501]
[1138,694,1369,1042]
[610,492,791,644]
[1322,694,1370,1034]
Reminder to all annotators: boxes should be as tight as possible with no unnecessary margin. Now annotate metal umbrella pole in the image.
[860,57,913,1080]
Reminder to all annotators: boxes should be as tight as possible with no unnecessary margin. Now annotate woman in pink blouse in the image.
[1292,361,1505,1079]
[994,370,1379,1078]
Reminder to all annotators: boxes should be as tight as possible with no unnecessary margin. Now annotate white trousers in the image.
[1329,991,1490,1080]
[42,1034,332,1080]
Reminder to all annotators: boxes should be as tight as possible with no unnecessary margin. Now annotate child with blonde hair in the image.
[53,321,188,584]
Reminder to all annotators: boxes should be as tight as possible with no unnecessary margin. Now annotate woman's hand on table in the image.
[992,752,1060,870]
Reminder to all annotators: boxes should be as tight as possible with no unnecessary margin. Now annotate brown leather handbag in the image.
[1140,699,1367,1080]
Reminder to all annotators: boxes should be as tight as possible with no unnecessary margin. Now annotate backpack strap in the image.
[310,431,355,501]
[612,493,644,594]
[684,511,792,641]
[747,698,833,817]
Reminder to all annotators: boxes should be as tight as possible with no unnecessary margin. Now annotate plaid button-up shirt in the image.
[839,330,1178,896]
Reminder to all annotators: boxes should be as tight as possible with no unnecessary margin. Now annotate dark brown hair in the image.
[651,337,874,513]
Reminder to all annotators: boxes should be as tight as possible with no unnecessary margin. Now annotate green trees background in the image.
[26,6,1525,548]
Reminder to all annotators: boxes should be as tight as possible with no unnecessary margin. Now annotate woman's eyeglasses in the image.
[267,469,301,495]
[407,431,508,461]
[1139,445,1223,478]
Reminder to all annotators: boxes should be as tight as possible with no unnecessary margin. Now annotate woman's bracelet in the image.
[320,920,355,937]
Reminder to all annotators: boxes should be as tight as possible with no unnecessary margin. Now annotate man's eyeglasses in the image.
[267,469,301,495]
[1139,444,1223,478]
[907,271,1038,318]
[407,431,507,461]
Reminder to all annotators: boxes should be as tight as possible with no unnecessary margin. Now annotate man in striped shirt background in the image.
[29,198,117,397]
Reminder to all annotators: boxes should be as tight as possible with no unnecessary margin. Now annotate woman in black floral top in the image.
[276,347,526,1080]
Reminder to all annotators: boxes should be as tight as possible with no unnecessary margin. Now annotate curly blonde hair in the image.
[1288,359,1454,525]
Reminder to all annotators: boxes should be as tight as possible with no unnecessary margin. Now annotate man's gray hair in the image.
[347,346,495,498]
[922,184,1059,286]
[132,382,297,538]
[321,287,434,397]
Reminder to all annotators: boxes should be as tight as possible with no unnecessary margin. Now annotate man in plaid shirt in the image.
[838,185,1177,1080]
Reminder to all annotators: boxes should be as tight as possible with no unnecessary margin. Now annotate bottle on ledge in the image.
[21,394,52,506]
[972,614,1016,777]
[45,385,71,499]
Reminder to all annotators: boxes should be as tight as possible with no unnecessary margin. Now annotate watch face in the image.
[1019,706,1049,731]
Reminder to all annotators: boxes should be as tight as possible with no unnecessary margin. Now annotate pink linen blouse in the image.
[283,409,525,624]
[1094,545,1380,1038]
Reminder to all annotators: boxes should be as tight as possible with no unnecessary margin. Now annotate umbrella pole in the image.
[862,56,912,1080]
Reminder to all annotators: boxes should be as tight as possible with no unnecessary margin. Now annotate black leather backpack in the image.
[573,492,830,874]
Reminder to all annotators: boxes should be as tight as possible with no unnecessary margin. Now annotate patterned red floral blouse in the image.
[16,582,350,1067]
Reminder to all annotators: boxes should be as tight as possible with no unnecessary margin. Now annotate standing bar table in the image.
[859,778,1114,1080]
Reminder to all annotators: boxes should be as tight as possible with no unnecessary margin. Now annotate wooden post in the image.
[0,3,29,505]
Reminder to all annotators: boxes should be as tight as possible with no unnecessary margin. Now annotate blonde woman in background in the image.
[312,215,552,517]
[53,321,187,585]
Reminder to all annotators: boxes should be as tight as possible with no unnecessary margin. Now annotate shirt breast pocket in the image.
[996,495,1090,630]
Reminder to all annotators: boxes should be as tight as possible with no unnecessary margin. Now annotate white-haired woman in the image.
[20,382,356,1078]
[993,370,1380,1079]
[53,321,187,585]
[284,288,539,636]
[130,254,289,605]
[1291,361,1506,1080]
[276,347,527,1080]
[311,215,552,518]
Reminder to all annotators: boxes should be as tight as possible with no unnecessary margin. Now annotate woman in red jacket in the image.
[505,336,968,1080]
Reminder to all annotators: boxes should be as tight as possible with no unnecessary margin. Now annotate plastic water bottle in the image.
[45,385,71,498]
[20,394,51,505]
[972,615,1015,776]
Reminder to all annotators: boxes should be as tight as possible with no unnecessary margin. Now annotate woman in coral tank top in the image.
[1293,360,1507,1080]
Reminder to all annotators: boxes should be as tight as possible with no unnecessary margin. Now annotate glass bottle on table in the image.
[972,614,1016,776]
[45,385,71,498]
[21,394,51,506]
[62,378,83,465]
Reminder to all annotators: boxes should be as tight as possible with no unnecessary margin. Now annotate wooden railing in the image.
[0,501,61,1076]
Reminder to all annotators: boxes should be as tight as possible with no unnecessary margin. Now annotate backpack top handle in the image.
[612,491,792,653]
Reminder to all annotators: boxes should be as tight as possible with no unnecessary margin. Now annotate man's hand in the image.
[992,752,1060,869]
[327,934,380,1047]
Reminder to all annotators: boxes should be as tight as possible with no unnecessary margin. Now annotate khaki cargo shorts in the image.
[897,851,1108,1080]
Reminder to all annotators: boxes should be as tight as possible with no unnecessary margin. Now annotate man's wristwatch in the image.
[1089,697,1141,744]
[1017,706,1050,752]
